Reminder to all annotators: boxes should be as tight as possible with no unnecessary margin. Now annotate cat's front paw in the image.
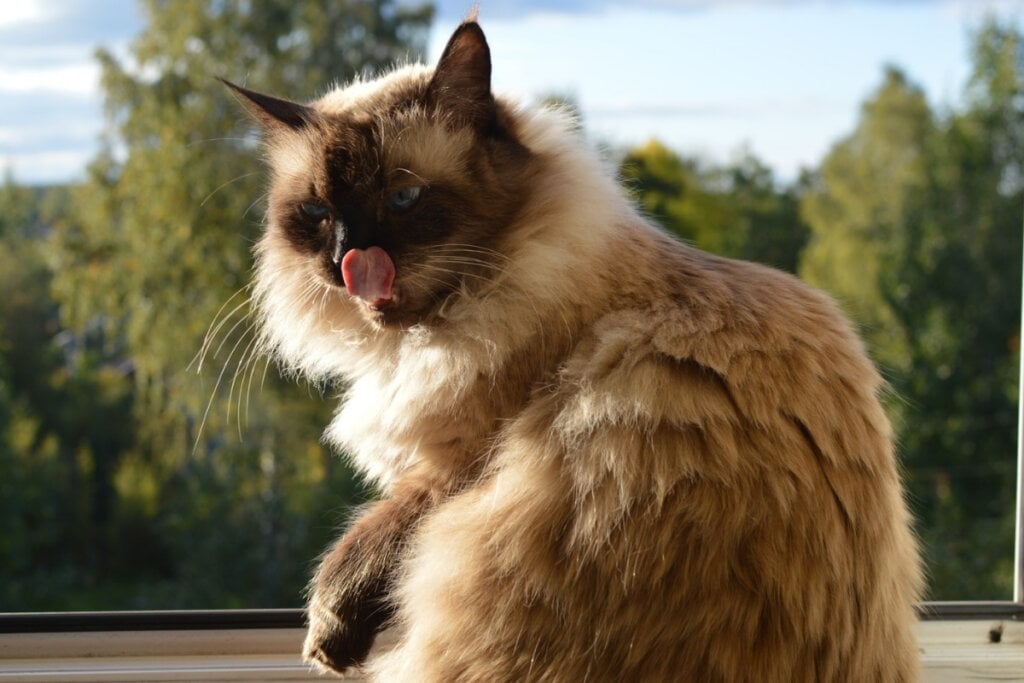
[302,599,377,677]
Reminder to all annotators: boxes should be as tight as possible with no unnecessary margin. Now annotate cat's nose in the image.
[331,219,348,264]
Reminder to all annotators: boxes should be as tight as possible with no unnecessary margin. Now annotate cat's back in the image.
[569,221,886,437]
[527,222,923,681]
[379,219,921,682]
[404,222,914,681]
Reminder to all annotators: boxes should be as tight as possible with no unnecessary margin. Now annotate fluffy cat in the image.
[226,19,922,682]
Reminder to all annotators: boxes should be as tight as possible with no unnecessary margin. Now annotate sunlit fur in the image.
[248,24,921,683]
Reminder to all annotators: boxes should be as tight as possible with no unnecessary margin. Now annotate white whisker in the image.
[193,316,251,454]
[186,136,250,147]
[242,336,268,431]
[201,172,260,207]
[211,307,254,361]
[223,320,258,438]
[243,192,269,220]
[191,287,251,372]
[231,330,262,437]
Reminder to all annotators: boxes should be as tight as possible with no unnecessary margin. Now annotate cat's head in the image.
[227,21,539,331]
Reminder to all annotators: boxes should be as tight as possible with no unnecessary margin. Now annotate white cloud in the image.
[0,120,99,148]
[0,1,53,29]
[0,149,92,184]
[0,63,99,96]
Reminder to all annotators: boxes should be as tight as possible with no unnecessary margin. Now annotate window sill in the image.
[0,625,326,682]
[0,608,1021,681]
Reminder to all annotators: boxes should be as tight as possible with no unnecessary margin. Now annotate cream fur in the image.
[251,52,921,682]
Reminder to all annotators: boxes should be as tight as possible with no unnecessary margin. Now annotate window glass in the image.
[1,0,1019,611]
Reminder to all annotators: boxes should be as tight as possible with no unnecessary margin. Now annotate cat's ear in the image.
[429,21,495,131]
[220,78,316,132]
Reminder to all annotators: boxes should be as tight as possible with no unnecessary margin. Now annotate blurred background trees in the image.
[614,19,1021,600]
[2,0,433,609]
[0,3,1020,607]
[798,22,1023,596]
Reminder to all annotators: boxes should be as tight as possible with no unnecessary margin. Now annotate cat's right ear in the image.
[220,78,316,132]
[429,21,495,132]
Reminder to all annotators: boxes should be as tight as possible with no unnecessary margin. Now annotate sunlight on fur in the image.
[223,19,922,683]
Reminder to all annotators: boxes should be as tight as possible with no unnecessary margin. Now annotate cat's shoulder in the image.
[589,233,863,368]
[559,234,880,424]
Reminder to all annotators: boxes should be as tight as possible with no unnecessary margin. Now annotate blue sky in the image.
[1,0,1022,184]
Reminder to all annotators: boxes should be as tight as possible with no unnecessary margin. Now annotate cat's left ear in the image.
[429,21,495,132]
[220,78,317,132]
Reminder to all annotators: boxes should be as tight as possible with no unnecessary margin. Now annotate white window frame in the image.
[1016,237,1024,607]
[0,611,1023,680]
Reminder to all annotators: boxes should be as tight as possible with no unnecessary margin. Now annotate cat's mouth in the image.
[340,246,396,310]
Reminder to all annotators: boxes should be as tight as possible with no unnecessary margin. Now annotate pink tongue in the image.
[341,247,396,306]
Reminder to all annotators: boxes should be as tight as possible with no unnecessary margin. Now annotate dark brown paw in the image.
[302,600,378,676]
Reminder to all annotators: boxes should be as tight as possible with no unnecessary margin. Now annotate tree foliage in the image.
[620,20,1023,600]
[800,22,1023,599]
[52,0,432,450]
[621,140,809,272]
[1,9,1021,608]
[800,66,934,371]
[4,0,432,610]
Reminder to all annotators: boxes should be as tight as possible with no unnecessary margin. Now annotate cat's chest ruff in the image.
[325,335,493,487]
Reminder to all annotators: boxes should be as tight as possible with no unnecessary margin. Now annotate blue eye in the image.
[299,202,330,221]
[387,186,422,211]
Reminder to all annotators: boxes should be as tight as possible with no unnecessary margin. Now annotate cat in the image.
[225,18,922,682]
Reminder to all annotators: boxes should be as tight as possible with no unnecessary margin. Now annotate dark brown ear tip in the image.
[220,79,317,131]
[219,77,256,101]
[219,78,261,99]
[439,20,490,70]
[455,20,486,41]
[218,77,248,98]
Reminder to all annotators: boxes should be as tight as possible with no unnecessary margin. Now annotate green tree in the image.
[620,140,808,272]
[893,21,1022,600]
[54,0,432,454]
[0,177,138,608]
[721,153,809,273]
[0,176,56,608]
[800,24,1023,599]
[800,66,933,370]
[42,0,433,609]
